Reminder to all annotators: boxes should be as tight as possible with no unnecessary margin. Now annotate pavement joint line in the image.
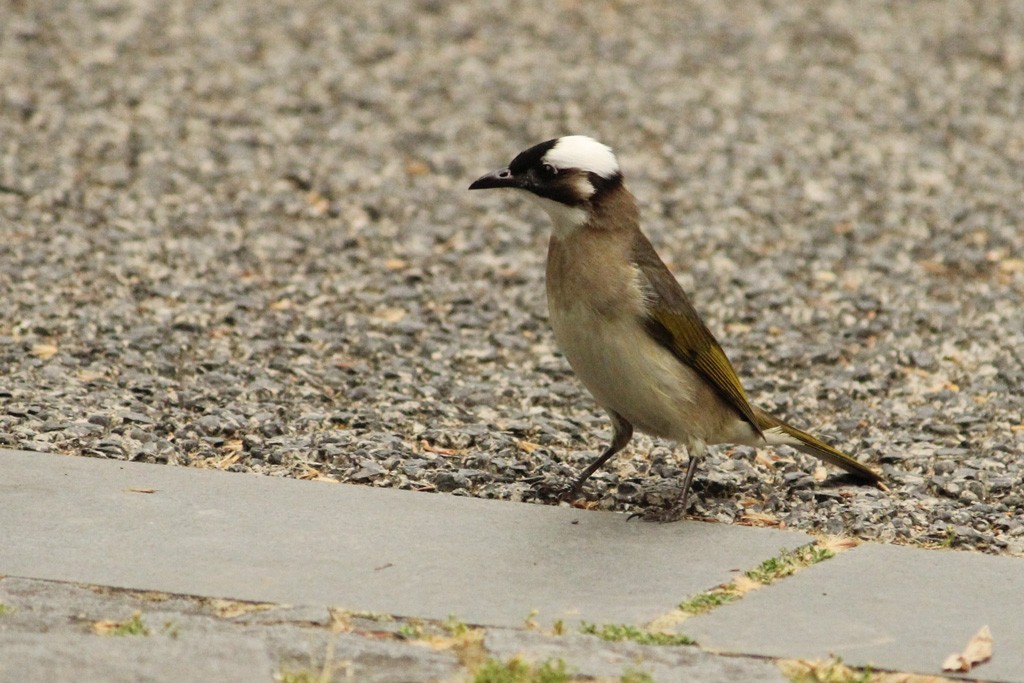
[646,536,860,636]
[472,537,861,661]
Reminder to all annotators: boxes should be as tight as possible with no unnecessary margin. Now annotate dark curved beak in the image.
[468,167,522,191]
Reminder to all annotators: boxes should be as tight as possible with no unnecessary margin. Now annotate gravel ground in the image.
[1,1,1022,553]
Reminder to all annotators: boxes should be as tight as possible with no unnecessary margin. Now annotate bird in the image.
[469,135,884,521]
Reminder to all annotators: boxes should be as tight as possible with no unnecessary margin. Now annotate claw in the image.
[639,505,689,523]
[626,504,689,523]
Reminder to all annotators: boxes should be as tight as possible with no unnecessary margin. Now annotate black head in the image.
[469,136,622,206]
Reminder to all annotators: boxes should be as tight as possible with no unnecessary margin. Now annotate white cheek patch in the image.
[543,135,620,179]
[525,194,589,238]
[572,174,595,199]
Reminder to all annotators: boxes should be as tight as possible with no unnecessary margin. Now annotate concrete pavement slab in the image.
[0,632,272,683]
[0,576,206,633]
[484,628,788,682]
[685,543,1024,682]
[0,577,465,683]
[0,449,812,628]
[258,625,464,683]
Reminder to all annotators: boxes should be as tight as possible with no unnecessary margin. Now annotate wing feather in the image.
[632,233,763,438]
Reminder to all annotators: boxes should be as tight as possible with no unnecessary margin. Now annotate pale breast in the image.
[544,231,759,448]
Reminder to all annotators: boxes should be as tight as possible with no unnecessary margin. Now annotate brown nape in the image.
[588,177,640,233]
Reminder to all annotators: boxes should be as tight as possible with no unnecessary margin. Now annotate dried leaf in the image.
[327,607,353,633]
[421,440,459,456]
[779,658,949,683]
[77,369,105,382]
[739,511,781,528]
[295,465,338,482]
[724,322,752,334]
[731,575,761,594]
[206,599,276,618]
[422,628,488,670]
[960,625,993,664]
[332,355,357,369]
[269,298,292,310]
[817,535,860,553]
[91,619,121,635]
[221,439,244,454]
[31,343,58,359]
[373,306,406,323]
[91,611,148,636]
[305,190,330,215]
[883,674,952,683]
[405,159,430,176]
[998,258,1024,273]
[942,625,993,672]
[645,608,690,631]
[214,452,240,469]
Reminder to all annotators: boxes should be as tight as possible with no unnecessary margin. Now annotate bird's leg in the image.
[562,411,632,501]
[640,443,704,522]
[676,452,700,514]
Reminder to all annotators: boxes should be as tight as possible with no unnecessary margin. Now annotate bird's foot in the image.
[528,477,579,504]
[557,482,585,505]
[627,503,689,523]
[526,476,583,504]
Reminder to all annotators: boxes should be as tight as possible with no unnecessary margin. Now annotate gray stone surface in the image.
[0,577,462,683]
[1,449,811,628]
[261,626,463,683]
[485,629,788,683]
[0,633,272,683]
[686,543,1024,682]
[0,577,210,634]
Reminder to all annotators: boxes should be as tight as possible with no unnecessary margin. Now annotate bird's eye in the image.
[541,163,558,176]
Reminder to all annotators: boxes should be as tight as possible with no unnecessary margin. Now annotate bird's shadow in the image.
[818,472,877,489]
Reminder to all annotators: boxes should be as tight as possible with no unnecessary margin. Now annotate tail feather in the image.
[753,407,885,488]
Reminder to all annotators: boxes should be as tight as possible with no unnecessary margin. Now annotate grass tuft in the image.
[276,669,331,683]
[619,668,655,683]
[474,656,572,683]
[93,611,150,636]
[579,622,695,646]
[397,621,426,640]
[779,657,875,683]
[746,545,834,584]
[677,589,741,615]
